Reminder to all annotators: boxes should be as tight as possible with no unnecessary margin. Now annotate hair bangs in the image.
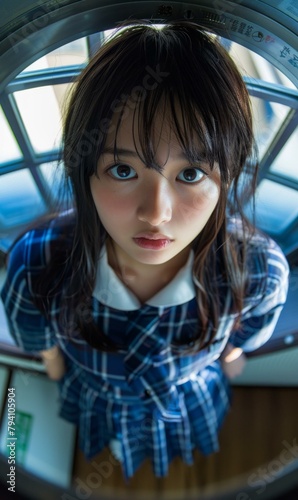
[109,83,224,178]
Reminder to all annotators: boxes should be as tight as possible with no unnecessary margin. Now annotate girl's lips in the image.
[133,237,173,250]
[133,232,173,240]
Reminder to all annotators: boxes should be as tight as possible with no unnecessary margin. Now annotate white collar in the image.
[92,245,196,311]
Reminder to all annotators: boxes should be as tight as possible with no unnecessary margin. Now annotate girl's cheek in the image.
[204,180,220,201]
[192,179,220,210]
[94,188,134,215]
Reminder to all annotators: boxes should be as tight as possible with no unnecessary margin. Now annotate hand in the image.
[40,345,66,381]
[220,343,246,379]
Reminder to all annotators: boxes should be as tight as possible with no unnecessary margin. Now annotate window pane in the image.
[20,38,88,73]
[39,161,67,198]
[270,129,298,182]
[0,107,22,163]
[229,43,296,89]
[39,161,61,186]
[14,84,72,153]
[250,179,298,234]
[250,97,290,158]
[0,170,46,228]
[222,40,294,158]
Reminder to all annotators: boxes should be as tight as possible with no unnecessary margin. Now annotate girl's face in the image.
[90,108,220,272]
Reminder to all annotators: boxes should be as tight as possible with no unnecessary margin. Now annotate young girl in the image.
[1,21,289,480]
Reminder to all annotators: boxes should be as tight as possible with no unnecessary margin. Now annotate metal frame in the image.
[258,108,298,189]
[1,0,298,91]
[0,92,56,209]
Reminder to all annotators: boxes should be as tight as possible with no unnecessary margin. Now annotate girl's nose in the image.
[137,177,172,226]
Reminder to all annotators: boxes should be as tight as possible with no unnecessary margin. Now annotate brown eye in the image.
[177,168,205,183]
[108,164,137,180]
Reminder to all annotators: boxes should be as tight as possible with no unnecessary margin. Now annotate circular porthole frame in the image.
[0,0,297,94]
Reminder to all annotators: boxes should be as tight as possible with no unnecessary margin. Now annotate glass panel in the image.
[39,162,73,206]
[226,39,295,158]
[20,38,88,73]
[39,161,64,196]
[39,161,61,185]
[13,84,72,153]
[270,129,298,182]
[229,43,296,89]
[249,179,298,234]
[0,170,47,228]
[0,107,22,164]
[250,97,290,158]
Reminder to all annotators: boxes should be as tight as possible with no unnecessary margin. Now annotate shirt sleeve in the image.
[0,232,56,353]
[228,237,289,352]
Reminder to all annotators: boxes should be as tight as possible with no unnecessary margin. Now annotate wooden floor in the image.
[72,386,298,499]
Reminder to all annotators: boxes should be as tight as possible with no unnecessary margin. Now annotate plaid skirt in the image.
[58,359,231,479]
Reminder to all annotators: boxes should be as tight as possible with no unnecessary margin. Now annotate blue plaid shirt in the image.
[0,213,289,478]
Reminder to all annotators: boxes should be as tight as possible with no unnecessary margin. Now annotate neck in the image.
[106,239,191,301]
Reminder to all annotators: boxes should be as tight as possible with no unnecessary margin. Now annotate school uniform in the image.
[0,212,289,479]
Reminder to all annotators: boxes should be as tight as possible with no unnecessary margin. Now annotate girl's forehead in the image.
[106,106,181,151]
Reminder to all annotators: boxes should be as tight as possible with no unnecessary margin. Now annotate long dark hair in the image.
[34,21,258,351]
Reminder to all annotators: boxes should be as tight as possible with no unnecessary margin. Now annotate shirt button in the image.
[144,389,152,398]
